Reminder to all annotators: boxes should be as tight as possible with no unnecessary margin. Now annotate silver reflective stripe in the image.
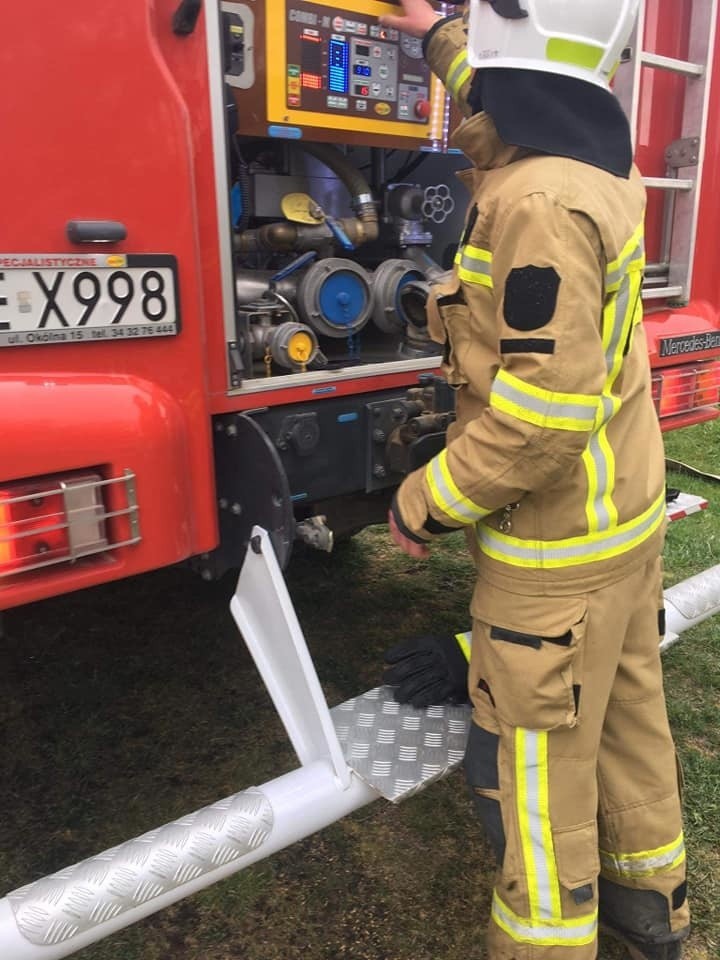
[583,395,616,530]
[456,248,493,286]
[607,272,634,369]
[428,454,489,522]
[492,894,598,946]
[518,730,559,919]
[584,265,640,532]
[446,51,471,101]
[492,376,598,427]
[600,834,686,877]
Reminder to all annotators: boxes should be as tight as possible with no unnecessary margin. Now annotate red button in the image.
[414,99,431,120]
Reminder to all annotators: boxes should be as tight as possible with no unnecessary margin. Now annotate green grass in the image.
[660,423,720,960]
[0,420,718,959]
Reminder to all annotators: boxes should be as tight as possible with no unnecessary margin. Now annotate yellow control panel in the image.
[263,0,448,148]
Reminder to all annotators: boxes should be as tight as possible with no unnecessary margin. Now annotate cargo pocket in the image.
[472,588,587,731]
[553,821,600,905]
[426,275,470,388]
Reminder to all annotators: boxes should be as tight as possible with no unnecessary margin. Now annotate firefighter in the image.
[379,1,690,958]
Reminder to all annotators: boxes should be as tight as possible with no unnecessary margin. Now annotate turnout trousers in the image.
[465,555,690,959]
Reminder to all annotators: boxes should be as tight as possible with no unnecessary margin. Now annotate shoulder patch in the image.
[503,265,560,332]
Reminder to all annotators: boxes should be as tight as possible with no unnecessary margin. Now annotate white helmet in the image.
[466,0,640,90]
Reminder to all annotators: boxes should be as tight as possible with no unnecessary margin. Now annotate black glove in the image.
[382,634,470,708]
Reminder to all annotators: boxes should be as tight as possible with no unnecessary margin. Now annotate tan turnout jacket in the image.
[395,16,666,597]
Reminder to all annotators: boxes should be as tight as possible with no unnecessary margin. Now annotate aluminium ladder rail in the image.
[615,0,718,302]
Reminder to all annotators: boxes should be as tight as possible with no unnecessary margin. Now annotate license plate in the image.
[0,253,180,347]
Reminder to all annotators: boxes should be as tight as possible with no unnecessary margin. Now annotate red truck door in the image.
[0,1,222,607]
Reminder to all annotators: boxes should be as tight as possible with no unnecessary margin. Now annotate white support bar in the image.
[640,51,705,76]
[0,762,378,960]
[662,564,720,651]
[230,527,351,788]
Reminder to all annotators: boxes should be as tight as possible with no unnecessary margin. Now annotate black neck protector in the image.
[468,68,633,178]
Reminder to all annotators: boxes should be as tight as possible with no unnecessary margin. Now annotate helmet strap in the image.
[487,0,529,20]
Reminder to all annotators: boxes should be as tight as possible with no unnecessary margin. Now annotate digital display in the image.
[267,0,441,138]
[301,31,323,89]
[328,38,349,94]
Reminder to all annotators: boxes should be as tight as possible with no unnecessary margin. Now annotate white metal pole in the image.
[662,563,720,649]
[0,761,378,960]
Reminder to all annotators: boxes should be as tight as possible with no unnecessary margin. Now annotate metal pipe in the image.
[235,269,298,304]
[297,143,379,244]
[236,142,379,254]
[403,246,445,281]
[644,262,671,277]
[0,762,378,960]
[234,220,335,255]
[662,564,720,650]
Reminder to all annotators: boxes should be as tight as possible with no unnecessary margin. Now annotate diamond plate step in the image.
[331,687,471,802]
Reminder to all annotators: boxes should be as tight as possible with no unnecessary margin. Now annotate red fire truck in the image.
[1,0,719,611]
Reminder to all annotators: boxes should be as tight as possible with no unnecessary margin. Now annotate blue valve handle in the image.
[269,251,318,283]
[326,217,355,252]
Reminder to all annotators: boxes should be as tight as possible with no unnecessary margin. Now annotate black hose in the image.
[236,141,379,254]
[297,142,373,200]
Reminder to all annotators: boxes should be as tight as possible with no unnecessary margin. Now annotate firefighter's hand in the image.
[383,634,470,708]
[379,0,440,38]
[388,508,430,559]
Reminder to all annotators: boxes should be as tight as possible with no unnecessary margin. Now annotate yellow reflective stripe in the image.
[582,395,621,532]
[600,832,686,878]
[516,732,538,915]
[461,244,492,264]
[515,730,561,921]
[445,49,472,102]
[456,244,493,288]
[491,370,600,432]
[607,269,642,386]
[492,893,597,947]
[477,490,665,569]
[600,850,686,879]
[426,449,492,525]
[606,222,646,292]
[454,631,472,662]
[584,226,645,532]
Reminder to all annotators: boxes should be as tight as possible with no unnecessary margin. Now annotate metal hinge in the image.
[665,137,701,169]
